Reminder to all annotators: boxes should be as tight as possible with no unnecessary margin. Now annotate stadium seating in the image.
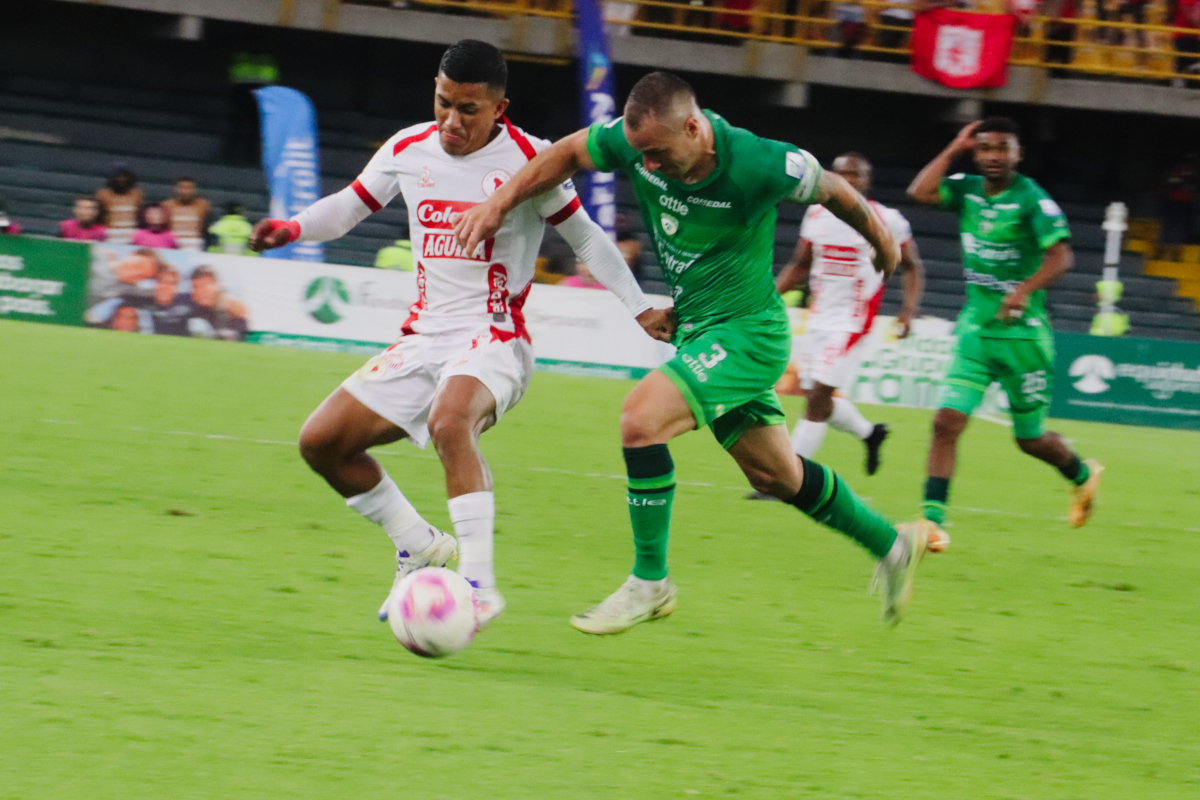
[4,67,1200,341]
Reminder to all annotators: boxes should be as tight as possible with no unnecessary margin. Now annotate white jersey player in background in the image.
[250,40,673,629]
[776,153,924,476]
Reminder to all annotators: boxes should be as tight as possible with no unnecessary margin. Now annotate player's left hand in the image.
[895,312,914,339]
[871,240,900,279]
[997,288,1030,323]
[636,307,676,343]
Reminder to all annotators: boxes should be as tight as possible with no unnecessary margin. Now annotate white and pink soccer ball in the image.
[386,567,478,658]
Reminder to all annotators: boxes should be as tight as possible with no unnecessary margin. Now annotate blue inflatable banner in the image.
[255,86,324,262]
[575,0,617,238]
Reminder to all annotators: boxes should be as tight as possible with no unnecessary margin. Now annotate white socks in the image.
[791,420,828,458]
[792,398,874,457]
[449,491,495,590]
[346,474,435,556]
[829,397,875,440]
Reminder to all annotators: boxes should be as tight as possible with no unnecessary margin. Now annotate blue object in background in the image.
[255,86,324,262]
[575,0,617,239]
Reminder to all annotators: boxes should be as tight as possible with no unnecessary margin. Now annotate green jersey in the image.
[939,172,1071,339]
[586,110,822,330]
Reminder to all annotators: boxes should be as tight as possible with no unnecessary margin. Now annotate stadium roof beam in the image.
[52,0,1200,119]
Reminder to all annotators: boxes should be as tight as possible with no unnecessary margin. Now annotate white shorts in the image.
[341,330,534,448]
[799,327,868,390]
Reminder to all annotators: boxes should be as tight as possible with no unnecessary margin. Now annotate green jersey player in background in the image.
[907,117,1104,535]
[456,72,937,631]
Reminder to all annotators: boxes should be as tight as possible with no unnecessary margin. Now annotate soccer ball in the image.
[386,567,478,658]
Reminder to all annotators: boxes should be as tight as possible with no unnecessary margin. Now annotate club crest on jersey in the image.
[660,213,679,236]
[417,166,435,189]
[482,170,511,197]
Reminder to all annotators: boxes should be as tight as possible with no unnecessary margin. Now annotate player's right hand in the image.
[453,201,506,260]
[871,239,900,279]
[951,121,981,154]
[636,307,676,343]
[249,219,299,252]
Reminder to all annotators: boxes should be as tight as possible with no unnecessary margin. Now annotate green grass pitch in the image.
[3,319,1200,799]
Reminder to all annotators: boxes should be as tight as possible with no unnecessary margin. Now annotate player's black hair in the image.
[625,72,697,130]
[439,39,508,94]
[175,176,197,184]
[974,117,1020,139]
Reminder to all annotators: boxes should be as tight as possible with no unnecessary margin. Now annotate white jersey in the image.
[351,118,582,343]
[799,202,912,334]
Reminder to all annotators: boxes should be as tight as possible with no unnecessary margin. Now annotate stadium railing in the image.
[345,0,1200,87]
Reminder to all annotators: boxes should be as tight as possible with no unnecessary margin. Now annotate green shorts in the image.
[938,328,1055,439]
[659,310,791,450]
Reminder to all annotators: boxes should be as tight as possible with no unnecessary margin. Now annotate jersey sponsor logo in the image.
[417,166,435,189]
[634,162,668,190]
[1070,355,1116,394]
[487,263,510,319]
[963,267,1021,293]
[659,195,689,215]
[961,233,1020,262]
[1039,198,1064,216]
[687,196,732,209]
[415,199,478,229]
[482,169,511,197]
[421,232,493,262]
[819,244,860,277]
[660,213,679,236]
[304,276,350,324]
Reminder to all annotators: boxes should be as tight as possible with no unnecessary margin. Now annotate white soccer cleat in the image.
[870,520,932,626]
[377,528,458,621]
[473,586,507,631]
[569,575,678,635]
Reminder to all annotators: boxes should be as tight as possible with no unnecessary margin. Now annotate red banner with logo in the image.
[910,10,1017,89]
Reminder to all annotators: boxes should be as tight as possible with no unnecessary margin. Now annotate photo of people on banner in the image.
[86,245,249,340]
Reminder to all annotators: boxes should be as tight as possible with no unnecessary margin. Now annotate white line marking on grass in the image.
[32,418,1199,534]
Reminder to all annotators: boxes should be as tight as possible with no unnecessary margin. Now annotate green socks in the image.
[624,445,675,581]
[922,476,950,525]
[1059,455,1091,487]
[790,457,897,559]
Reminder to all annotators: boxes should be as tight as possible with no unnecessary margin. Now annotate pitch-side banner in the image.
[575,0,618,236]
[1050,332,1200,430]
[255,86,323,263]
[910,10,1017,90]
[0,235,90,325]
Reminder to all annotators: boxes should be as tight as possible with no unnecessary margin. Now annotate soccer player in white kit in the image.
[250,40,673,629]
[776,153,925,475]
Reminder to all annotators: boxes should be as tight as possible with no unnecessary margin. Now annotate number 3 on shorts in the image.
[698,343,728,369]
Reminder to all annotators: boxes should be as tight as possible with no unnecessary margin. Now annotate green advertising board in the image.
[1051,332,1200,430]
[0,235,91,326]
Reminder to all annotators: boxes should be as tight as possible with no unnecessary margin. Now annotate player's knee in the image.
[298,424,339,472]
[806,389,834,421]
[428,409,473,450]
[619,400,658,448]
[932,409,967,442]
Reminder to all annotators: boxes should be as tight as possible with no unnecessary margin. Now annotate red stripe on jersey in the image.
[544,196,582,226]
[351,179,382,213]
[843,285,886,352]
[502,116,538,161]
[491,280,533,344]
[399,262,427,336]
[393,123,438,156]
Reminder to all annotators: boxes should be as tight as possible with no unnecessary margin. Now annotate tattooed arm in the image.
[810,170,899,278]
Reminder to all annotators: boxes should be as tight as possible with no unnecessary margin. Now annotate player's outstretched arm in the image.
[908,121,979,206]
[814,170,899,278]
[775,239,813,295]
[249,185,374,252]
[997,241,1074,321]
[554,212,676,343]
[896,239,925,338]
[454,129,595,257]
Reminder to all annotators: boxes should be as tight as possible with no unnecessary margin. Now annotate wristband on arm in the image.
[265,219,301,243]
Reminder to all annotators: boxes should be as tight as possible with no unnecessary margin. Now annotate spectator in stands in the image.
[560,260,608,289]
[0,201,21,235]
[208,202,256,256]
[162,177,210,251]
[375,239,414,270]
[1044,0,1079,68]
[132,204,178,249]
[95,166,143,245]
[1174,0,1200,86]
[59,197,107,242]
[877,0,917,54]
[1159,157,1197,260]
[832,2,868,57]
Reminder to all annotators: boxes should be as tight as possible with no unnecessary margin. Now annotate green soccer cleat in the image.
[870,520,932,626]
[569,575,678,635]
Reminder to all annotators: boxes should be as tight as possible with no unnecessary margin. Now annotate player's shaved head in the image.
[439,39,508,95]
[833,152,872,194]
[624,72,697,131]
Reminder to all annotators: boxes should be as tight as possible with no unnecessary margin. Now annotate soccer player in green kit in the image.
[456,72,935,631]
[907,117,1104,535]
